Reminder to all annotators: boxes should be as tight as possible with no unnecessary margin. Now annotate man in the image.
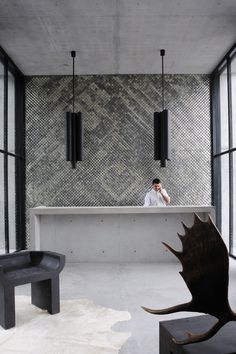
[144,178,170,206]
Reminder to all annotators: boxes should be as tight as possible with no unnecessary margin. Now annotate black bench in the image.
[159,315,236,354]
[0,250,65,329]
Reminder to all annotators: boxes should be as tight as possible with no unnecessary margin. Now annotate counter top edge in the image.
[30,206,215,215]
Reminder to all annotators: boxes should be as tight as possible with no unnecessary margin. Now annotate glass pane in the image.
[219,68,229,152]
[0,62,3,150]
[8,156,16,252]
[232,56,236,148]
[0,153,5,253]
[232,152,236,256]
[8,70,15,154]
[212,75,220,155]
[221,154,229,248]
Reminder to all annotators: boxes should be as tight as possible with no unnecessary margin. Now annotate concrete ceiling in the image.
[0,0,236,75]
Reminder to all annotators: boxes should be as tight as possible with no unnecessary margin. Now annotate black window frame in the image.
[0,46,25,252]
[211,42,236,258]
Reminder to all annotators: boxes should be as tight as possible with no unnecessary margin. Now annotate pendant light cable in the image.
[71,51,76,113]
[160,49,165,111]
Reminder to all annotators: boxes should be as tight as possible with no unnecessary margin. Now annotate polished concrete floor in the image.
[16,260,236,354]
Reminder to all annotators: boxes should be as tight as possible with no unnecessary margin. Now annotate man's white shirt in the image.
[144,189,169,206]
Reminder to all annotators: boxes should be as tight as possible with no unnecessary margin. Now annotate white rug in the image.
[0,296,131,354]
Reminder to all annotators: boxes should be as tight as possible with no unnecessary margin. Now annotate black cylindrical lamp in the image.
[154,109,169,167]
[65,51,83,168]
[65,112,83,168]
[154,49,170,167]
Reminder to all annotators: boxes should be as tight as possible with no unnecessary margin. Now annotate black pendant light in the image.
[154,49,170,167]
[65,50,83,168]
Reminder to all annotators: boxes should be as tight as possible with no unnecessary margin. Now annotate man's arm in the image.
[161,189,170,205]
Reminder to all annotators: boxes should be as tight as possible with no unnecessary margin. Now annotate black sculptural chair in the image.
[0,250,65,329]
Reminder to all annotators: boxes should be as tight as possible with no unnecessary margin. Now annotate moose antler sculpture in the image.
[142,213,236,345]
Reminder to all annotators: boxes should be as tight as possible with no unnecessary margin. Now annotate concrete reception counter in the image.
[30,206,215,263]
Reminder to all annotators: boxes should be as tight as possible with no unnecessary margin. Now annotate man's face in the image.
[153,183,161,191]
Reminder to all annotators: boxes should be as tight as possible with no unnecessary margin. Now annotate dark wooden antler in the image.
[142,213,236,345]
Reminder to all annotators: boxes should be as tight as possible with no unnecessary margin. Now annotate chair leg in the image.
[31,276,60,314]
[0,285,15,329]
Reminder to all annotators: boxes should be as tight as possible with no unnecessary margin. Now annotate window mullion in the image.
[228,58,233,253]
[4,59,9,253]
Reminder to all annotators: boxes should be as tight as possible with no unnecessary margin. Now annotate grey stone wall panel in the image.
[26,74,211,210]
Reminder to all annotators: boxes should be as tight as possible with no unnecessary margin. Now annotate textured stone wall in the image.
[25,74,211,211]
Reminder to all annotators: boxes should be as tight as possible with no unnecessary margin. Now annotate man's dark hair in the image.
[152,178,160,184]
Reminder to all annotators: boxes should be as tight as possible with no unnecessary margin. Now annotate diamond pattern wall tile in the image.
[25,74,211,243]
